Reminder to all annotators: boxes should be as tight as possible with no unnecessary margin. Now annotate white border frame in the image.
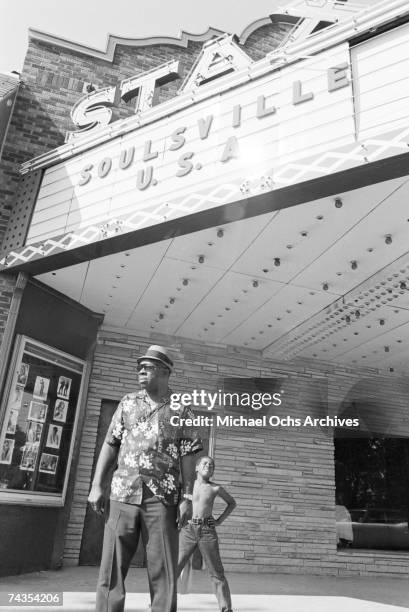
[0,335,86,506]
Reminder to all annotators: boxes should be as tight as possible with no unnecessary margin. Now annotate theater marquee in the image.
[19,42,355,251]
[3,16,409,270]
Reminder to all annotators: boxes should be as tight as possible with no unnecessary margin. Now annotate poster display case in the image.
[0,335,85,505]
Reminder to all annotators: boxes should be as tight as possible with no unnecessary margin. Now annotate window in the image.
[335,438,409,550]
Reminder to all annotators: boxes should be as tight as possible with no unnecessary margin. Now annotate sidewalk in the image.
[0,567,408,611]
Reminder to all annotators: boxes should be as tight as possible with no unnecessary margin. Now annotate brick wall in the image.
[65,326,409,576]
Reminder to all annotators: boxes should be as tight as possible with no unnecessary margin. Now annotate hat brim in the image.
[137,356,172,372]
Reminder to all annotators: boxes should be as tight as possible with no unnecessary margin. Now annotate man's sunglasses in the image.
[136,363,167,373]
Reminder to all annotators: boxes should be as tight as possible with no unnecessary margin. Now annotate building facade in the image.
[1,0,409,578]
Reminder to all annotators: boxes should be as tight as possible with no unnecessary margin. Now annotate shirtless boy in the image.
[177,455,236,612]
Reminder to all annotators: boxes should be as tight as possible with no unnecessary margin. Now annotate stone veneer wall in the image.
[65,326,409,576]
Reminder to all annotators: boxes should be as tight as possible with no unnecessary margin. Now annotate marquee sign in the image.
[3,14,409,270]
[21,41,354,250]
[76,61,348,191]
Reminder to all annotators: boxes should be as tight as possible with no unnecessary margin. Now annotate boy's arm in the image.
[214,486,236,526]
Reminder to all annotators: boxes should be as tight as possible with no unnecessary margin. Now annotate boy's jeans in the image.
[177,522,233,612]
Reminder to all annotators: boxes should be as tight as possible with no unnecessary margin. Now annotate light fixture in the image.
[240,181,251,195]
[273,258,281,267]
[385,234,392,245]
[182,278,189,286]
[334,197,343,209]
[252,280,259,288]
[169,297,175,304]
[217,229,224,238]
[322,282,329,291]
[379,319,385,326]
[350,260,358,270]
[198,255,205,264]
[400,281,407,290]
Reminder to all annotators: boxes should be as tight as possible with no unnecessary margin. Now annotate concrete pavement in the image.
[0,567,408,611]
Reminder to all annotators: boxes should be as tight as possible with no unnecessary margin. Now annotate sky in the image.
[0,0,290,74]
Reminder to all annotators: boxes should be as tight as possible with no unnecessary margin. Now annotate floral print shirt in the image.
[105,390,202,505]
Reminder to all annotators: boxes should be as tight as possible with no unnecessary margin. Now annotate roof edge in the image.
[28,14,305,63]
[28,26,228,63]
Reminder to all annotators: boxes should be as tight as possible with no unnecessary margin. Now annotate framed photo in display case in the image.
[0,335,86,505]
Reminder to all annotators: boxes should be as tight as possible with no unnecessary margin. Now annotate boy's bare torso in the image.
[192,479,220,518]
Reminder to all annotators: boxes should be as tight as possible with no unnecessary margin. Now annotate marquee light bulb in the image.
[385,234,392,245]
[334,197,343,208]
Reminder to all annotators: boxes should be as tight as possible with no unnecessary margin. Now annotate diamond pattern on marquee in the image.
[0,182,240,266]
[2,125,409,268]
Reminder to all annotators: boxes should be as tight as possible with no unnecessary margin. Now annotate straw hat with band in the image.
[137,345,174,372]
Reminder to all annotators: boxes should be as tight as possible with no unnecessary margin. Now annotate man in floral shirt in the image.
[88,345,202,612]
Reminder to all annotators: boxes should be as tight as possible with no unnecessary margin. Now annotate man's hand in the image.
[88,484,105,515]
[178,499,192,529]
